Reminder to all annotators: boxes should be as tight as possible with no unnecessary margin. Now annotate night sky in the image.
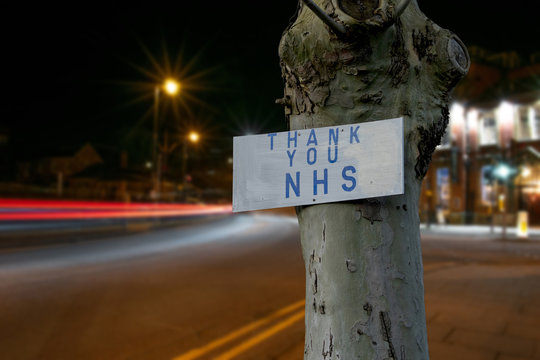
[2,1,538,166]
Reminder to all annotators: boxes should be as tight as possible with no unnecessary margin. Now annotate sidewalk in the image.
[422,223,540,359]
[424,261,540,359]
[277,260,540,360]
[421,222,540,241]
[277,223,540,360]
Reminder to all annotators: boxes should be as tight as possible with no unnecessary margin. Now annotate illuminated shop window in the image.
[515,105,540,141]
[478,110,497,145]
[481,165,494,205]
[516,106,532,140]
[436,167,450,208]
[534,104,540,139]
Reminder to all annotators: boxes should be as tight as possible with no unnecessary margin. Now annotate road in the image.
[1,213,540,360]
[0,213,305,360]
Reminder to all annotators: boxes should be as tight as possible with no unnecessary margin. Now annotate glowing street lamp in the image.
[163,78,180,95]
[494,163,511,180]
[188,131,199,143]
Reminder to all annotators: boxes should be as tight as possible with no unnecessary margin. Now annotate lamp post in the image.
[493,163,514,239]
[181,131,199,202]
[152,78,180,201]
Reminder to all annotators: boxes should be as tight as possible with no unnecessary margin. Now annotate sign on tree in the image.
[233,117,403,212]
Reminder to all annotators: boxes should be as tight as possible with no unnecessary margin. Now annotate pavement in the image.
[421,222,540,240]
[419,224,540,360]
[424,264,540,360]
[274,222,540,360]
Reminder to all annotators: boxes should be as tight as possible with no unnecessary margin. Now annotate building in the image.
[421,47,540,225]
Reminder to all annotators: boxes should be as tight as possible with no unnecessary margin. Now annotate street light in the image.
[164,78,180,95]
[188,131,199,143]
[152,78,181,201]
[182,131,200,202]
[494,163,511,180]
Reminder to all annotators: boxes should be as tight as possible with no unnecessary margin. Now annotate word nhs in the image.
[266,126,362,199]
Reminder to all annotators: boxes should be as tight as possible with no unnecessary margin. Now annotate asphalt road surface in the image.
[1,213,540,360]
[0,213,305,360]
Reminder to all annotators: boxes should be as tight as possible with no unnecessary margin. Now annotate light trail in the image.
[0,198,226,210]
[0,199,232,221]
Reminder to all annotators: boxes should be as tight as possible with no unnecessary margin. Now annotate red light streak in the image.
[0,199,232,221]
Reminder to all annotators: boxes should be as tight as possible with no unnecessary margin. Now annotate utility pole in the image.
[278,1,469,358]
[153,86,160,201]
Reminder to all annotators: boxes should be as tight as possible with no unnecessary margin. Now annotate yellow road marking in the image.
[172,299,305,360]
[213,309,305,360]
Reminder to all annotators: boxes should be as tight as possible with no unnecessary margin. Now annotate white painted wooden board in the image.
[233,117,403,212]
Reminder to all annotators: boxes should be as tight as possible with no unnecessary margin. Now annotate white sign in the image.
[233,117,403,212]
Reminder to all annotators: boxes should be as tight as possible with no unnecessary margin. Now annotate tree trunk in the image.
[278,1,469,358]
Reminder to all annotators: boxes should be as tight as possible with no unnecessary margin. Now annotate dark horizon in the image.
[2,1,538,166]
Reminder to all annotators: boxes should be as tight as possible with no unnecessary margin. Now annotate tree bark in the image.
[278,1,469,358]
